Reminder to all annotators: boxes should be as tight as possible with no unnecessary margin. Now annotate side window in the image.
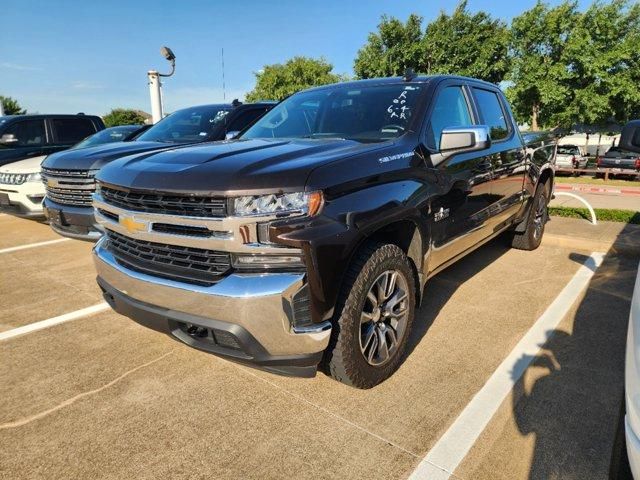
[3,119,46,147]
[227,109,267,132]
[472,88,509,141]
[427,87,473,150]
[51,118,96,143]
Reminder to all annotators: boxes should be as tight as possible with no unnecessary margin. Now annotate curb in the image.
[542,233,640,257]
[555,184,640,196]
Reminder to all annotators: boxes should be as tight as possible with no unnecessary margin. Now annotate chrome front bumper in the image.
[93,239,331,363]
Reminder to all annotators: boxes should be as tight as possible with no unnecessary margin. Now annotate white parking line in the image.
[408,252,605,480]
[0,238,70,254]
[0,303,109,342]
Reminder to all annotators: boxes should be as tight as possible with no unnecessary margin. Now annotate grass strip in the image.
[548,206,640,224]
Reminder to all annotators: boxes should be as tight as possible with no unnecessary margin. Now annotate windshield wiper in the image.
[299,133,347,140]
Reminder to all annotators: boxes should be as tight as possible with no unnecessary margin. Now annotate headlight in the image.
[232,191,323,217]
[26,172,41,183]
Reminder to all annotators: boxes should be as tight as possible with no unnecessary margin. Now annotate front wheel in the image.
[324,243,416,388]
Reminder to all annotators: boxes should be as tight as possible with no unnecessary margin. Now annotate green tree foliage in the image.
[508,0,640,130]
[506,1,578,130]
[354,14,425,78]
[0,96,26,115]
[353,2,509,83]
[245,57,343,102]
[562,0,640,127]
[423,1,510,83]
[102,108,147,127]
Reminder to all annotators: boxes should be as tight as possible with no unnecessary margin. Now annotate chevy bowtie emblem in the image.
[119,215,147,234]
[47,178,57,187]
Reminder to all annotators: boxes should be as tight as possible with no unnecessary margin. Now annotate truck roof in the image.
[303,74,499,93]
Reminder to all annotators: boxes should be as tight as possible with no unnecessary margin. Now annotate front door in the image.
[425,84,495,270]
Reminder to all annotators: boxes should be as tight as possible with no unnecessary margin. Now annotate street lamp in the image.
[148,46,176,124]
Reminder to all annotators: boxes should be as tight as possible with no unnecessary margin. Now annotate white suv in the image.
[0,155,46,217]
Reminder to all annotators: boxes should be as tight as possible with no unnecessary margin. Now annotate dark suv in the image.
[0,114,105,167]
[42,101,274,240]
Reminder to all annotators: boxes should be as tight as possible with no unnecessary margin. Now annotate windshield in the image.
[241,84,423,142]
[136,106,230,143]
[557,145,579,155]
[71,126,141,150]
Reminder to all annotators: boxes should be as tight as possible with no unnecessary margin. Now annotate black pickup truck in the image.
[41,101,274,240]
[92,75,555,388]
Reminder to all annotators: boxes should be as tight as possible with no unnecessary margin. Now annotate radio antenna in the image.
[221,47,226,101]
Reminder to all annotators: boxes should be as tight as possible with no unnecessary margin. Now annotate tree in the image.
[354,14,425,78]
[353,3,509,83]
[507,0,640,130]
[422,1,510,83]
[561,0,640,127]
[506,1,579,130]
[0,96,26,115]
[102,108,147,127]
[245,57,343,102]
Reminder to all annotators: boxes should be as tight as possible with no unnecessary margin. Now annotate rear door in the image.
[425,82,495,269]
[470,86,526,230]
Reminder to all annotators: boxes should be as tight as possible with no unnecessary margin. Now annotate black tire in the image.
[511,181,550,251]
[324,243,416,389]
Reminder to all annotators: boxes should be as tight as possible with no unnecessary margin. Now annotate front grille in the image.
[100,185,227,218]
[105,230,231,286]
[42,168,95,206]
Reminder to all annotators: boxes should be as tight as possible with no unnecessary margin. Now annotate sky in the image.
[1,0,590,116]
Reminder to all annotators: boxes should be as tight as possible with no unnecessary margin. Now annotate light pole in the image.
[148,46,176,124]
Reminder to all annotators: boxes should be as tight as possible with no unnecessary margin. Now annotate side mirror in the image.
[620,120,640,154]
[440,126,491,153]
[0,133,18,145]
[225,131,240,140]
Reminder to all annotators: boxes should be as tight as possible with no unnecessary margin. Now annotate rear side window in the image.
[472,88,509,141]
[427,86,473,150]
[52,118,96,143]
[2,119,46,147]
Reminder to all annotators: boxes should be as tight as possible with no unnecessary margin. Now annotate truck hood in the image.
[0,155,47,173]
[97,138,389,196]
[41,141,174,170]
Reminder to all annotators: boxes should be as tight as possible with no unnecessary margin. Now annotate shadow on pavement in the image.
[509,223,638,479]
[405,236,511,359]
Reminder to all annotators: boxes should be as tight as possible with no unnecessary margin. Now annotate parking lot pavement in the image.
[0,214,60,250]
[0,239,100,332]
[455,253,636,479]
[0,215,637,479]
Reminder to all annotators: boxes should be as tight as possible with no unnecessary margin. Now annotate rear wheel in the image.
[324,243,415,388]
[511,181,550,251]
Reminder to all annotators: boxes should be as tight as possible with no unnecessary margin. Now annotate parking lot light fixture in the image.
[148,46,176,124]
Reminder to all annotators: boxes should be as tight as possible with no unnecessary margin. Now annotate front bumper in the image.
[43,198,103,241]
[93,239,331,377]
[0,183,45,217]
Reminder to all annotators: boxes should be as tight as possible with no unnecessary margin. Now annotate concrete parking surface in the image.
[0,214,638,479]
